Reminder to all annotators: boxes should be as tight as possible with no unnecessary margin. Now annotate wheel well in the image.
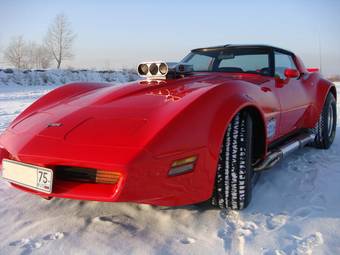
[330,86,337,101]
[243,106,266,162]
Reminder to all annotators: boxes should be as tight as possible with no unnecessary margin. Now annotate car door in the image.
[274,51,311,136]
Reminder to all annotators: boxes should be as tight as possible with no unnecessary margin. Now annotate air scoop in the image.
[137,61,193,80]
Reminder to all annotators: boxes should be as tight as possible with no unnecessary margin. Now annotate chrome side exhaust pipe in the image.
[254,133,315,172]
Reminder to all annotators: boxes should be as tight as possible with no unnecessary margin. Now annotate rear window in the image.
[218,54,269,73]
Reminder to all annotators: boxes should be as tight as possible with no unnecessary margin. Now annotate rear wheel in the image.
[311,93,337,149]
[211,111,254,210]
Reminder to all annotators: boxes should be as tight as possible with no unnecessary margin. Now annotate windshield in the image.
[182,48,272,76]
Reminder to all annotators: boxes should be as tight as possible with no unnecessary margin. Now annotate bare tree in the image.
[36,45,53,69]
[27,42,53,69]
[26,41,37,69]
[4,36,28,69]
[44,14,76,69]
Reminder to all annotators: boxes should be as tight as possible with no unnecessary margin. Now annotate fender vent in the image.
[55,166,120,184]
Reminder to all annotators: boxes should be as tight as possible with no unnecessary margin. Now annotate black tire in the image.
[211,111,253,210]
[311,93,337,149]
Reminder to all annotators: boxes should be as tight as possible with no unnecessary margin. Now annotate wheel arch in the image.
[329,85,337,101]
[242,106,267,162]
[210,101,267,176]
[209,103,267,208]
[309,80,337,127]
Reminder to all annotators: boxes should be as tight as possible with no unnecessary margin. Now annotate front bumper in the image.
[0,137,213,206]
[0,145,9,169]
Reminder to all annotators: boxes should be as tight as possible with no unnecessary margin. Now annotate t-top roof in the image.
[191,44,293,55]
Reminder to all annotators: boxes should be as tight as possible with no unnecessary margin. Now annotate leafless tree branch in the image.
[44,14,76,69]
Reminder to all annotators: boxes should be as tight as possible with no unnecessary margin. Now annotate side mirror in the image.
[284,68,300,79]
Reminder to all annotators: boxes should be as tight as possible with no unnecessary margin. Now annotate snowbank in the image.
[0,69,139,87]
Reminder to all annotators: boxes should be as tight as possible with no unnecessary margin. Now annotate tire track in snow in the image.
[218,210,258,255]
[9,232,66,254]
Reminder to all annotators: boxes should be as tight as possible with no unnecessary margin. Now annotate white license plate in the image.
[1,159,53,194]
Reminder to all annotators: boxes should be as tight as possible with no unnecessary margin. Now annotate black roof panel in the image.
[191,44,293,55]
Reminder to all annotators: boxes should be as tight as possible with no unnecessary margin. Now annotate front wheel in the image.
[311,93,337,149]
[211,111,254,210]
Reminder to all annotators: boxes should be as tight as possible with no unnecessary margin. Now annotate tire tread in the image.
[212,111,252,210]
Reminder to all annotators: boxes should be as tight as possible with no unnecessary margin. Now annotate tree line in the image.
[3,14,76,69]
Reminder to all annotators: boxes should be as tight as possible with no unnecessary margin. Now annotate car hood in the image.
[5,73,269,148]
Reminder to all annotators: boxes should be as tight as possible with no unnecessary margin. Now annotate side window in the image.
[275,52,297,79]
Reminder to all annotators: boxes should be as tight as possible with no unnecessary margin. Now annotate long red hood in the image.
[3,73,269,150]
[5,75,212,148]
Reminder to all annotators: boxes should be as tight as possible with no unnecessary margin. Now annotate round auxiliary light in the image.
[138,63,149,76]
[159,62,168,75]
[149,63,159,75]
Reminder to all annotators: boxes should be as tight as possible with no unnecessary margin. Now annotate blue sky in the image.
[0,0,339,75]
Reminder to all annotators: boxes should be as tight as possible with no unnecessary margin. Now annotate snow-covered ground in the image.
[0,80,339,255]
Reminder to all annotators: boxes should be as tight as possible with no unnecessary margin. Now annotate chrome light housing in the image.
[137,61,193,80]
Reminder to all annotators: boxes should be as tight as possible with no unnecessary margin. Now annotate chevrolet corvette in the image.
[0,44,337,210]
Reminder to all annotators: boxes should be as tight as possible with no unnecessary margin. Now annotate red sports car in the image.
[0,45,337,210]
